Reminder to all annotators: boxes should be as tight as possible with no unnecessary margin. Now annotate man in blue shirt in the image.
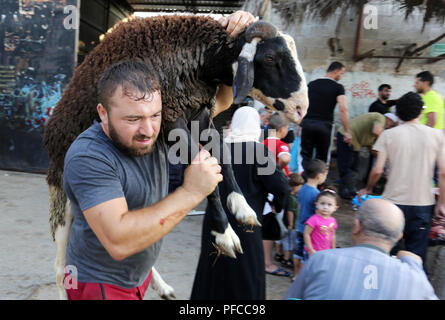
[285,199,438,300]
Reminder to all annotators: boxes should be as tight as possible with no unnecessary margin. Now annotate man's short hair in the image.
[378,84,391,91]
[97,60,161,111]
[357,202,404,244]
[395,92,424,122]
[327,61,345,73]
[305,159,327,179]
[416,71,434,86]
[268,112,288,130]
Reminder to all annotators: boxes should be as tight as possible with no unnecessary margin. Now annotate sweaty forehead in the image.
[109,88,162,112]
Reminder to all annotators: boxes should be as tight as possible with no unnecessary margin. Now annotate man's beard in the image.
[381,94,389,101]
[108,121,156,157]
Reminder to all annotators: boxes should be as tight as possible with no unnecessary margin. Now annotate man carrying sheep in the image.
[62,11,255,300]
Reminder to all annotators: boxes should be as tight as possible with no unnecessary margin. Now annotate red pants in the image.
[65,270,152,300]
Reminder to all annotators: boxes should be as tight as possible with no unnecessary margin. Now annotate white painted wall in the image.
[268,0,445,124]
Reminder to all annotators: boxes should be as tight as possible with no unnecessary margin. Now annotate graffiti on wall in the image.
[0,0,76,171]
[0,76,65,129]
[347,81,377,100]
[0,0,74,131]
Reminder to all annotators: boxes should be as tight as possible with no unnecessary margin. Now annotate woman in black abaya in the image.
[190,107,290,300]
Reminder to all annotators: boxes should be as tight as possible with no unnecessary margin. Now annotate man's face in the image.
[100,87,162,157]
[414,77,426,94]
[379,87,391,101]
[334,67,345,81]
[384,118,397,129]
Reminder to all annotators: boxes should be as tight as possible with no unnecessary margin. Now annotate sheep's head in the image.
[232,21,308,124]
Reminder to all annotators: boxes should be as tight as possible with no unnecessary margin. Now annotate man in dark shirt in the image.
[368,84,397,114]
[300,62,351,174]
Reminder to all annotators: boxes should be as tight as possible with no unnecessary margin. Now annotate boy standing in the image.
[292,159,328,280]
[281,173,305,268]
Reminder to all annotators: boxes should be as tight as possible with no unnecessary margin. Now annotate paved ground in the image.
[0,169,358,300]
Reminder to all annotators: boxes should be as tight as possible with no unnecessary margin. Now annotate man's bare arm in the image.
[84,187,205,261]
[338,95,351,144]
[372,123,384,137]
[436,142,445,217]
[84,150,222,261]
[278,153,291,169]
[425,112,437,128]
[358,150,387,200]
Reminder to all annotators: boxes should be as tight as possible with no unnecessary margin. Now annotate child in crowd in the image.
[304,186,339,257]
[263,113,291,177]
[280,173,305,269]
[292,159,328,281]
[263,112,292,265]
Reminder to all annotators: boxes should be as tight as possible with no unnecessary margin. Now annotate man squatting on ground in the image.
[336,112,398,199]
[62,12,256,300]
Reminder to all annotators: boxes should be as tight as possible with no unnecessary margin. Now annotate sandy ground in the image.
[0,169,356,300]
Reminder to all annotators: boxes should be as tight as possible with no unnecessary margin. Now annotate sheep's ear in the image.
[232,38,260,104]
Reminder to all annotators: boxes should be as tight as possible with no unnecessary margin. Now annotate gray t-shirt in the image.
[63,121,169,288]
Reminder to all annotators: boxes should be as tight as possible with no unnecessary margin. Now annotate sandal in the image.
[266,267,290,277]
[281,259,294,269]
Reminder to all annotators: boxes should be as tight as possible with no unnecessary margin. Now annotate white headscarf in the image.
[224,106,261,143]
[384,112,399,124]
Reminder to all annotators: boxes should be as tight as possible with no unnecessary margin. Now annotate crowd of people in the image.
[59,10,444,300]
[205,62,444,300]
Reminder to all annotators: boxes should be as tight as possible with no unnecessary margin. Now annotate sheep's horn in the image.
[245,21,278,43]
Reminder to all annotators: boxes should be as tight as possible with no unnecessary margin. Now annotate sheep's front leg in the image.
[220,144,261,228]
[165,117,242,258]
[195,111,260,229]
[206,184,243,258]
[150,267,176,300]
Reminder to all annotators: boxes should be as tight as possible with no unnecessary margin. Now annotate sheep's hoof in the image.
[227,192,261,228]
[150,267,176,300]
[211,224,243,258]
[160,289,176,300]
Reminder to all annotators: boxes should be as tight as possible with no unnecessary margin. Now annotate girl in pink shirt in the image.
[304,187,339,256]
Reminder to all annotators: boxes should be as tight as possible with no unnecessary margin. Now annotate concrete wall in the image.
[269,0,445,121]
